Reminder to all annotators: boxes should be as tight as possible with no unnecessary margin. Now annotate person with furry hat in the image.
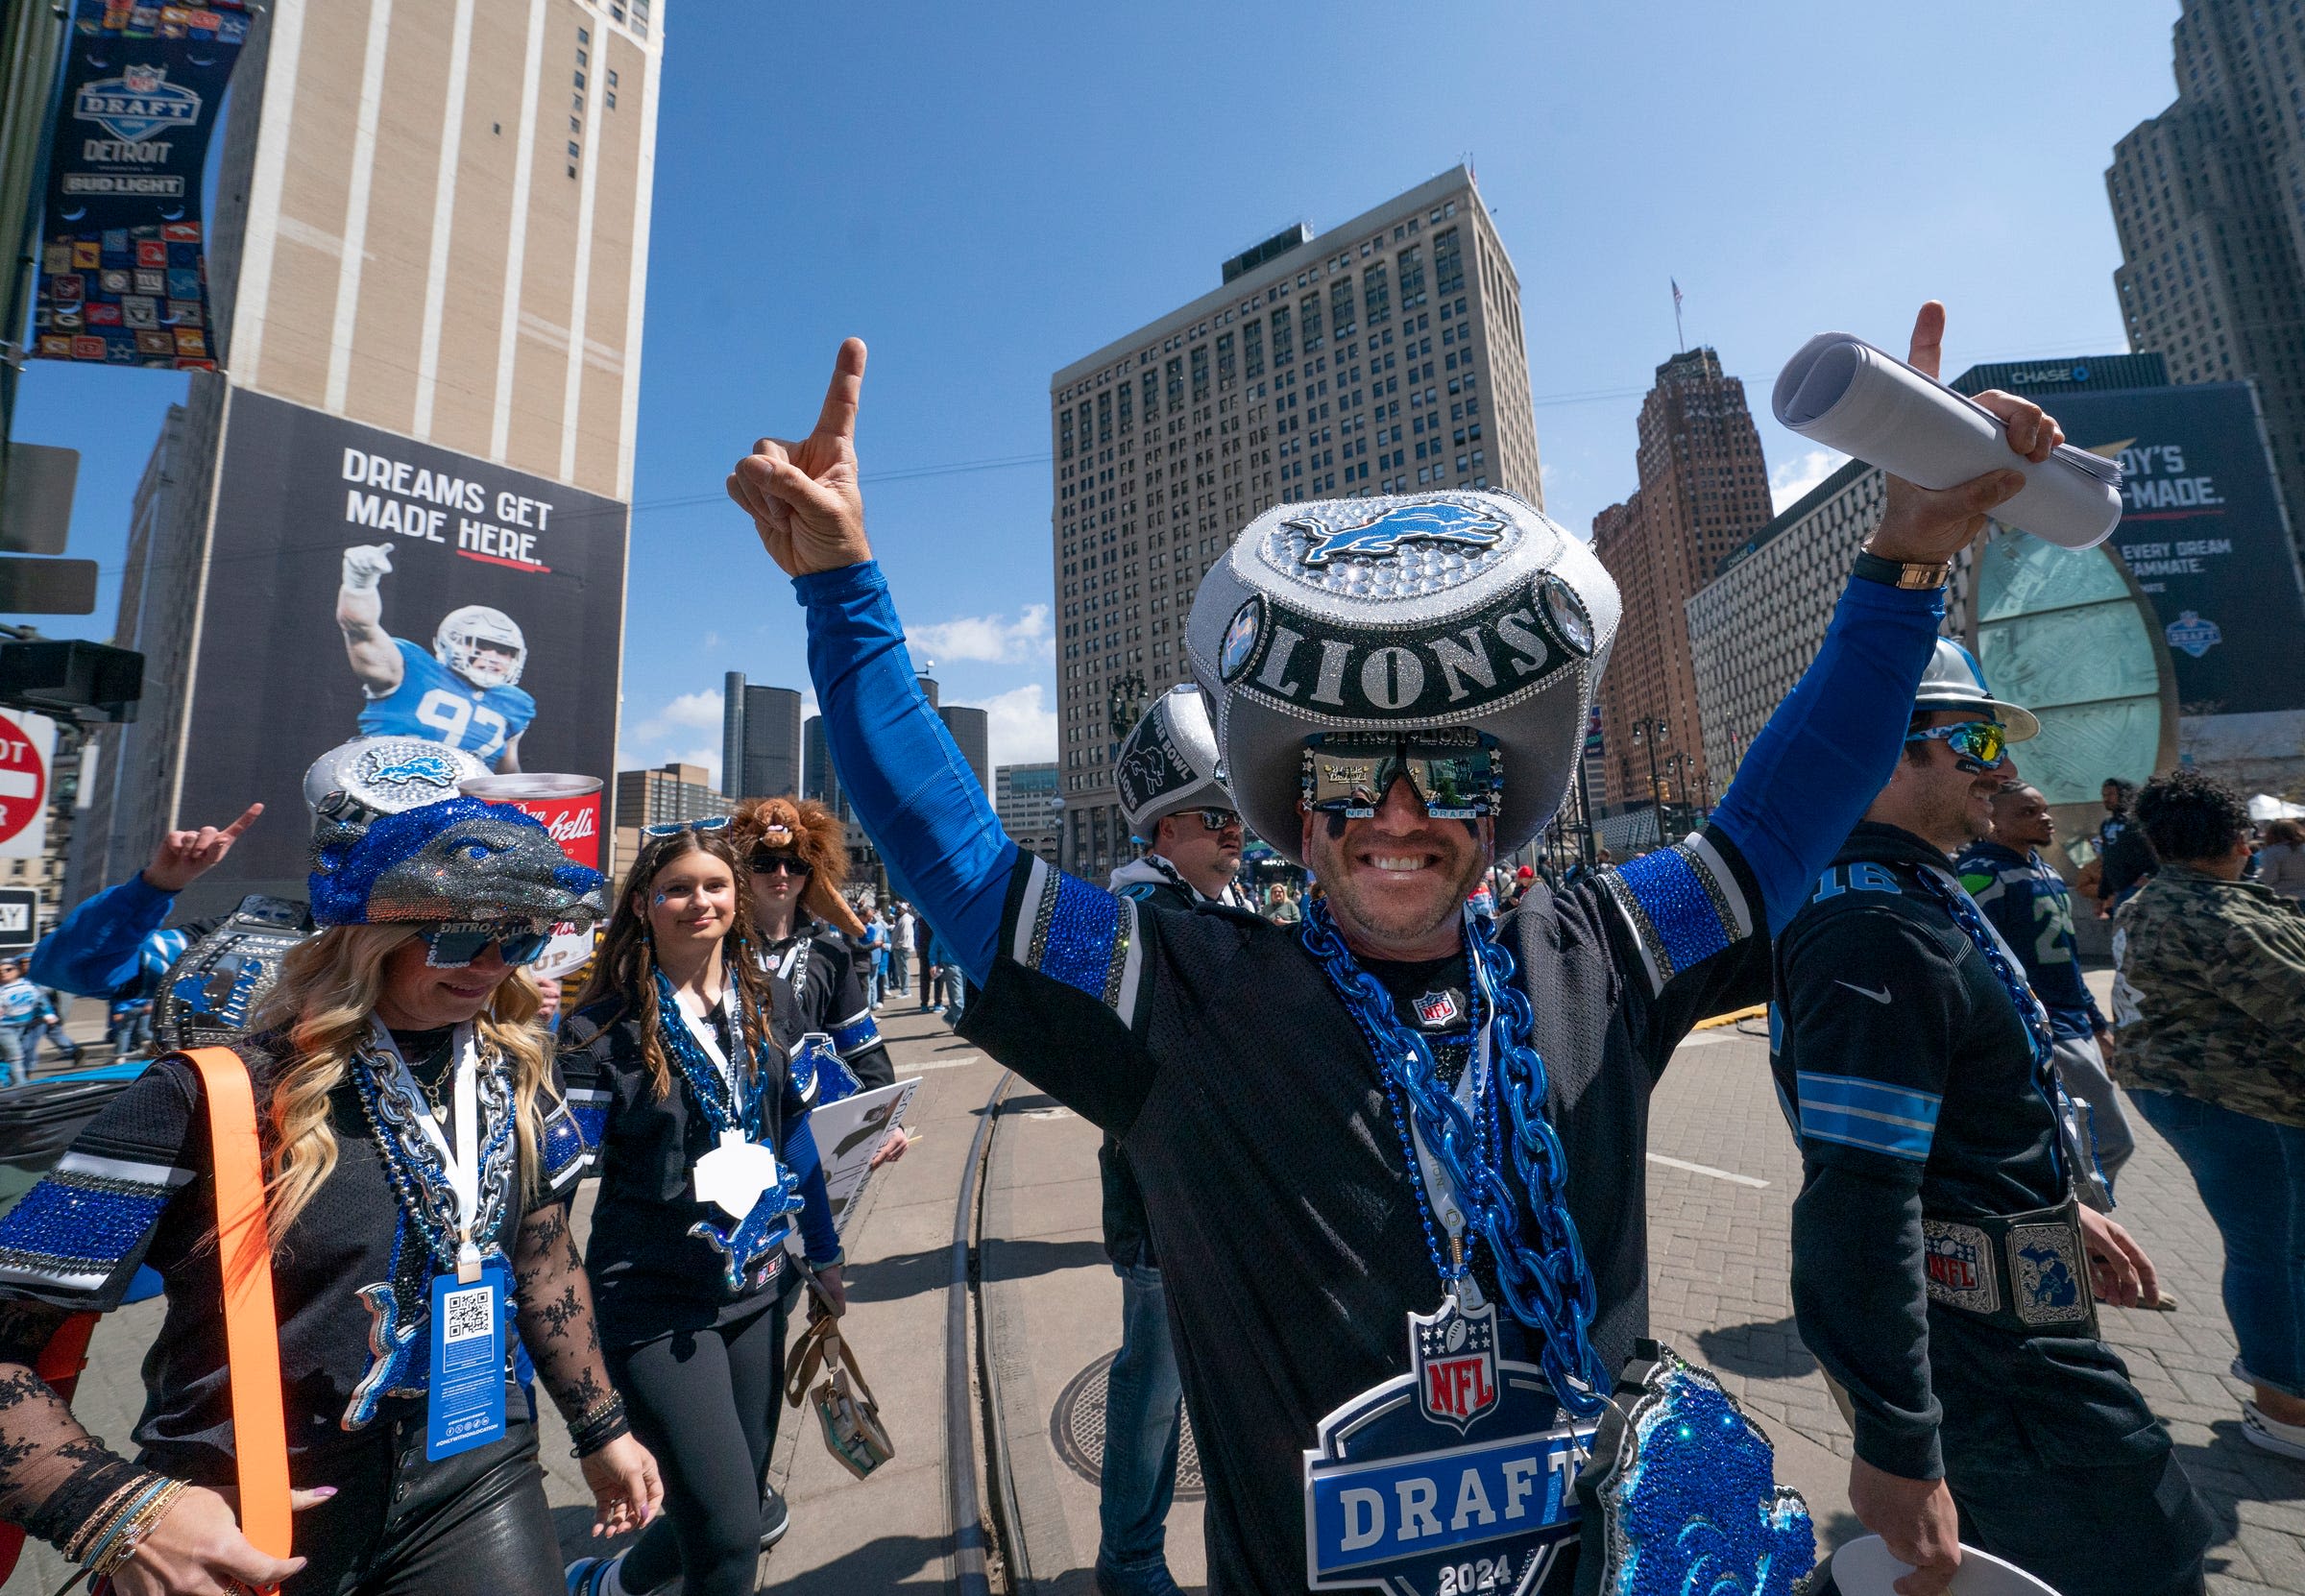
[730,311,2057,1594]
[727,796,899,1098]
[0,796,659,1594]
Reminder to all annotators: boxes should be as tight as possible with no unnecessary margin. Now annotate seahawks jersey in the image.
[358,638,535,761]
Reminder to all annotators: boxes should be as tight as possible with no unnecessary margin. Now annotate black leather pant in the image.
[283,1402,563,1596]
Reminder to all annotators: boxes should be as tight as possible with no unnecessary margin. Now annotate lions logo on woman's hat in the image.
[1185,491,1618,863]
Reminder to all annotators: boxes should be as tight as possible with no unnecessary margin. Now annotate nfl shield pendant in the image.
[1303,1296,1594,1595]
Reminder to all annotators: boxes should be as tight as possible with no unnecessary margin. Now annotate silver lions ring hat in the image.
[1115,684,1233,841]
[1185,491,1618,864]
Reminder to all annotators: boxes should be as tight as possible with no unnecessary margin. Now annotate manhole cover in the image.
[1049,1350,1204,1497]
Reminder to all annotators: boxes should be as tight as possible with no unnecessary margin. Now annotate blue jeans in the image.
[1099,1262,1182,1574]
[940,965,966,1025]
[2130,1088,2305,1398]
[0,1027,22,1086]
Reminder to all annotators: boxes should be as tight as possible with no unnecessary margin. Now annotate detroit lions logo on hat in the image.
[1291,501,1509,566]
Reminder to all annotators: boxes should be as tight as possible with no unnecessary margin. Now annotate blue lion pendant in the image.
[688,1171,803,1295]
[1583,1342,1818,1596]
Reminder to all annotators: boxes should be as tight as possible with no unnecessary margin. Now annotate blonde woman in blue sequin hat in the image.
[0,795,661,1595]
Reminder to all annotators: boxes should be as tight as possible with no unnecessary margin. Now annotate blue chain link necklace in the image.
[1302,897,1613,1417]
[350,1034,518,1276]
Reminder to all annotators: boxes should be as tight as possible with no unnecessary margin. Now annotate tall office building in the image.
[213,0,663,494]
[2109,0,2305,556]
[73,0,664,905]
[1049,166,1541,875]
[1588,348,1773,811]
[720,673,802,799]
[939,704,991,797]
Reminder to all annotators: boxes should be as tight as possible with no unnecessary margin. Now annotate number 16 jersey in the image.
[359,637,536,761]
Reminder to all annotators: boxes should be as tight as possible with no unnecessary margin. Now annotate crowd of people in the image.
[0,304,2295,1596]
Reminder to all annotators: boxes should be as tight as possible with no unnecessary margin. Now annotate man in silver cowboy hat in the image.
[729,304,2061,1595]
[1096,684,1250,1596]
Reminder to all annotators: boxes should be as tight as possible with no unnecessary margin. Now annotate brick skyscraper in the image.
[1589,348,1773,815]
[2110,0,2305,557]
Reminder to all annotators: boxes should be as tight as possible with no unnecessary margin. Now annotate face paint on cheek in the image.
[652,892,669,907]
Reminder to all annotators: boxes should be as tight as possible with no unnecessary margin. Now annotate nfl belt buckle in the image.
[1920,1219,2001,1317]
[2006,1221,2091,1329]
[1302,1296,1593,1595]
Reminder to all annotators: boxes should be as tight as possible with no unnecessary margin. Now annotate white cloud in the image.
[632,689,722,742]
[957,683,1057,767]
[907,606,1053,667]
[1770,448,1847,514]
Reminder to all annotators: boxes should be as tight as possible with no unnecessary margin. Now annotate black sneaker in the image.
[759,1483,789,1548]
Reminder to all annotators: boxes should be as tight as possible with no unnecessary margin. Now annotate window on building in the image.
[1244,318,1264,378]
[1434,228,1464,297]
[1398,246,1426,306]
[1272,306,1294,366]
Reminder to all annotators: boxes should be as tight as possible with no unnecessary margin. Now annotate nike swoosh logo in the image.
[1835,980,1892,1004]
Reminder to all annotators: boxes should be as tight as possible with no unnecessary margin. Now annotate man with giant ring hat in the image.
[730,305,2063,1595]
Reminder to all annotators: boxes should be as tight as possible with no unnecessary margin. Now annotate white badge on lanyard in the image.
[370,1021,487,1284]
[1404,965,1493,1311]
[678,984,782,1220]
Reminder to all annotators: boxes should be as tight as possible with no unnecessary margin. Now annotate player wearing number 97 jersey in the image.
[338,544,535,771]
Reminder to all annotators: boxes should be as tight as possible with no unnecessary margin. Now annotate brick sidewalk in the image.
[1647,1020,2305,1593]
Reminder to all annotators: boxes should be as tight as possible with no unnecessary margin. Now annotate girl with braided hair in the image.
[558,823,840,1596]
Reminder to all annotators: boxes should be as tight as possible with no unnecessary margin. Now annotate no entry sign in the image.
[0,713,56,859]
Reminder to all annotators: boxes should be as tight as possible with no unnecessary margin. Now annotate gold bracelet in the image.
[61,1476,148,1562]
[90,1478,188,1579]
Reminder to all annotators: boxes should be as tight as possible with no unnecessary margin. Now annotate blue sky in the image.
[12,0,2185,782]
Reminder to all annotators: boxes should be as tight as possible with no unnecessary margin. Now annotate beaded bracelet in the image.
[91,1478,189,1580]
[568,1391,630,1459]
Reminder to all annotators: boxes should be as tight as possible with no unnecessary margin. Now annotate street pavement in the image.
[8,975,2303,1592]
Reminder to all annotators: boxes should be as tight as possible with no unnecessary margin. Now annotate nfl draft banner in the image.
[173,389,629,912]
[32,1,250,370]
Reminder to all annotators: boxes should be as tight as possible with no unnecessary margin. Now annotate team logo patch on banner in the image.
[1304,1299,1592,1595]
[2007,1221,2091,1328]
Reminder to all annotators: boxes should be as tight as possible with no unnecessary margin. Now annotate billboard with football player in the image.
[32,0,251,369]
[175,388,627,905]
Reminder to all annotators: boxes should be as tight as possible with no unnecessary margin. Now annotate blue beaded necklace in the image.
[654,968,767,1142]
[1302,898,1613,1417]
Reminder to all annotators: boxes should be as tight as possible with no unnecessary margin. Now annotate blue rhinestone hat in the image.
[1184,489,1619,863]
[309,795,607,929]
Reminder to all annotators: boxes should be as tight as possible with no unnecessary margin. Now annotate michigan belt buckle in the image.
[1921,1219,2001,1317]
[1302,1296,1594,1596]
[2005,1221,2093,1329]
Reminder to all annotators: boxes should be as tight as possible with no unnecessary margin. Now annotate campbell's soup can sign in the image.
[460,773,602,867]
[460,774,604,979]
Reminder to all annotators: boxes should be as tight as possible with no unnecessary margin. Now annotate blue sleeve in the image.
[781,1118,841,1265]
[796,562,1016,982]
[28,874,178,997]
[1709,576,1946,935]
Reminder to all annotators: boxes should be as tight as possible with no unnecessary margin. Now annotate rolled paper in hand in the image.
[1773,332,2123,549]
